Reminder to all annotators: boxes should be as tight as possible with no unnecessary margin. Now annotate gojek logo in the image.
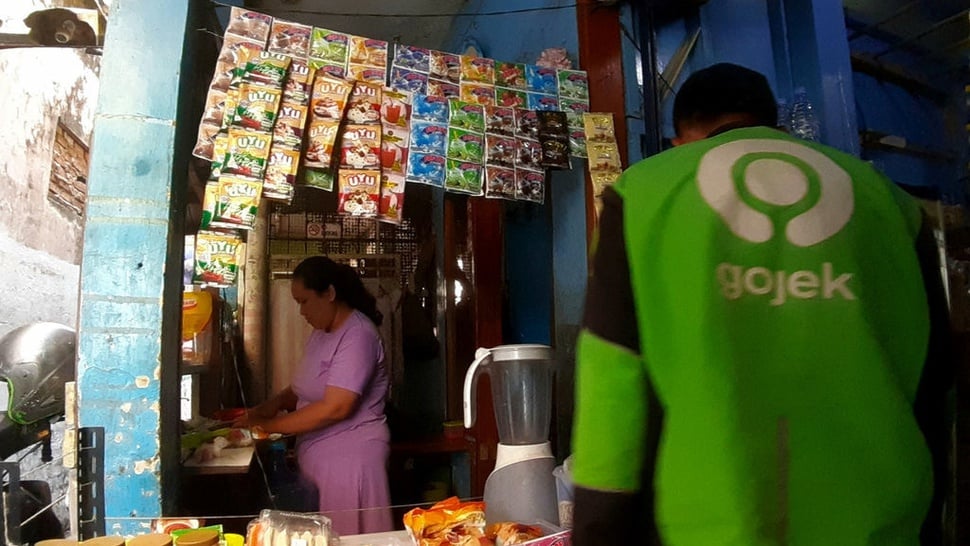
[697,139,857,305]
[697,139,853,247]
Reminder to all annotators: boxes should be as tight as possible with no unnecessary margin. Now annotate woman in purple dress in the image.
[236,256,393,535]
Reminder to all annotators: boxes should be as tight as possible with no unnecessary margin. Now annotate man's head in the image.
[672,63,777,146]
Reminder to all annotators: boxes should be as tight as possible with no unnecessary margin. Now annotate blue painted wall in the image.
[445,0,585,348]
[78,0,191,534]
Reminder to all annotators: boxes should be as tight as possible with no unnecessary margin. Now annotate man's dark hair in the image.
[672,63,778,135]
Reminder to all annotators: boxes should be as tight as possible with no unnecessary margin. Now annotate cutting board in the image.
[182,446,254,475]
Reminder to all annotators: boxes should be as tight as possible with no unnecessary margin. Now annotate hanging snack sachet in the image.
[338,170,381,216]
[194,231,244,287]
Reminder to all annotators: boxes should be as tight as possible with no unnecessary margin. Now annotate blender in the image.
[463,344,558,524]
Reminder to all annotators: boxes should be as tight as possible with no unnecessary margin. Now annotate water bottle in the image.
[776,99,791,132]
[789,87,820,142]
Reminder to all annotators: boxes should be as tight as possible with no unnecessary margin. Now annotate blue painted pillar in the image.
[778,0,859,154]
[77,0,191,534]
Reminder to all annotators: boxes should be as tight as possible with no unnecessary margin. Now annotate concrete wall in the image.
[0,45,99,336]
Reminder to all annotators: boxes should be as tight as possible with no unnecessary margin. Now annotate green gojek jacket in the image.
[571,127,949,546]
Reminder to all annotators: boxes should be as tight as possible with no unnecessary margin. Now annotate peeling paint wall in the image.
[0,45,100,335]
[0,3,102,537]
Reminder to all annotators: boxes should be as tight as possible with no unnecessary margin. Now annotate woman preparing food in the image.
[235,256,392,535]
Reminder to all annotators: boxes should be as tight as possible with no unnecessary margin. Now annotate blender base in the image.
[484,442,559,525]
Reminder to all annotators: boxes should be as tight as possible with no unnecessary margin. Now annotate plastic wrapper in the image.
[381,88,411,176]
[586,142,622,174]
[193,122,220,161]
[429,51,461,83]
[346,81,383,124]
[310,75,352,120]
[349,36,388,69]
[461,55,495,84]
[390,67,428,95]
[263,148,300,202]
[393,44,431,73]
[495,61,527,90]
[268,20,311,59]
[194,231,243,287]
[515,138,542,171]
[403,497,487,546]
[448,99,485,133]
[557,69,589,101]
[209,134,229,179]
[283,60,315,105]
[338,170,380,216]
[495,87,528,109]
[245,510,332,546]
[243,52,292,89]
[309,59,347,80]
[485,106,516,136]
[234,83,282,133]
[225,7,272,42]
[445,159,483,195]
[406,152,446,187]
[303,119,341,168]
[213,176,263,230]
[537,111,570,170]
[412,94,449,123]
[525,65,558,95]
[583,112,616,143]
[410,121,448,155]
[447,128,484,163]
[309,28,349,65]
[223,129,273,179]
[378,173,406,225]
[303,168,335,192]
[485,134,517,168]
[381,87,411,128]
[200,181,221,230]
[427,79,460,98]
[527,93,559,112]
[218,33,265,70]
[515,167,545,204]
[200,90,228,128]
[514,109,539,140]
[460,82,496,106]
[272,103,309,149]
[347,65,387,84]
[340,124,382,170]
[484,166,516,200]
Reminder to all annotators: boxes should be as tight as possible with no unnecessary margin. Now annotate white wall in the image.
[0,46,99,337]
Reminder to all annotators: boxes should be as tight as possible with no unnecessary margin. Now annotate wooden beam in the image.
[577,0,627,243]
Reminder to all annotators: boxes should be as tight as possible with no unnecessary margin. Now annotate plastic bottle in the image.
[776,99,791,132]
[789,87,821,142]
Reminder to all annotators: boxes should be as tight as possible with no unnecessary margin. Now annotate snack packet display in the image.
[213,176,263,229]
[209,134,230,180]
[282,59,315,105]
[515,108,539,140]
[515,137,543,171]
[303,119,341,169]
[309,58,347,80]
[272,102,309,149]
[447,128,484,163]
[243,51,292,89]
[495,61,527,89]
[309,27,349,66]
[429,50,461,84]
[460,82,496,106]
[337,170,380,216]
[406,152,446,187]
[345,81,383,125]
[225,7,272,42]
[223,129,273,179]
[263,147,300,202]
[410,121,448,155]
[406,94,449,187]
[412,94,449,124]
[268,19,311,59]
[527,92,559,112]
[340,124,382,170]
[309,74,353,120]
[194,231,243,287]
[449,99,486,133]
[393,44,431,73]
[515,167,545,204]
[537,110,570,170]
[427,78,460,99]
[560,98,590,158]
[525,64,559,95]
[234,83,282,133]
[349,36,388,69]
[378,173,406,225]
[484,166,516,200]
[347,65,388,84]
[193,122,220,161]
[557,69,590,101]
[583,112,623,199]
[485,106,516,136]
[485,134,517,168]
[381,88,412,176]
[390,67,428,95]
[495,87,528,108]
[460,55,495,84]
[403,497,487,546]
[445,159,483,195]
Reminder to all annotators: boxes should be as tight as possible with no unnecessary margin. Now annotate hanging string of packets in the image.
[190,7,598,288]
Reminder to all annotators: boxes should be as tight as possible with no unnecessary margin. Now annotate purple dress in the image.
[291,310,393,536]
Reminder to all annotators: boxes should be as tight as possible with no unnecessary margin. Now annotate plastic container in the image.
[789,87,820,142]
[182,288,214,366]
[174,529,219,546]
[128,535,174,546]
[553,456,574,529]
[81,538,125,546]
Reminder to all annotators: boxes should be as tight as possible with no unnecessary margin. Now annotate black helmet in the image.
[0,322,75,425]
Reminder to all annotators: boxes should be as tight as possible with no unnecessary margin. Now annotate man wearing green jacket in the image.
[571,63,950,545]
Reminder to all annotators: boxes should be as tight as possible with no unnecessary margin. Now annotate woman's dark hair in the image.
[292,256,383,326]
[673,62,778,135]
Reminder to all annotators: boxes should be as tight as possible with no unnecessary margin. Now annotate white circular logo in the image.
[697,139,854,247]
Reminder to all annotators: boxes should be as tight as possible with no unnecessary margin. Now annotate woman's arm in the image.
[251,385,360,435]
[240,387,297,421]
